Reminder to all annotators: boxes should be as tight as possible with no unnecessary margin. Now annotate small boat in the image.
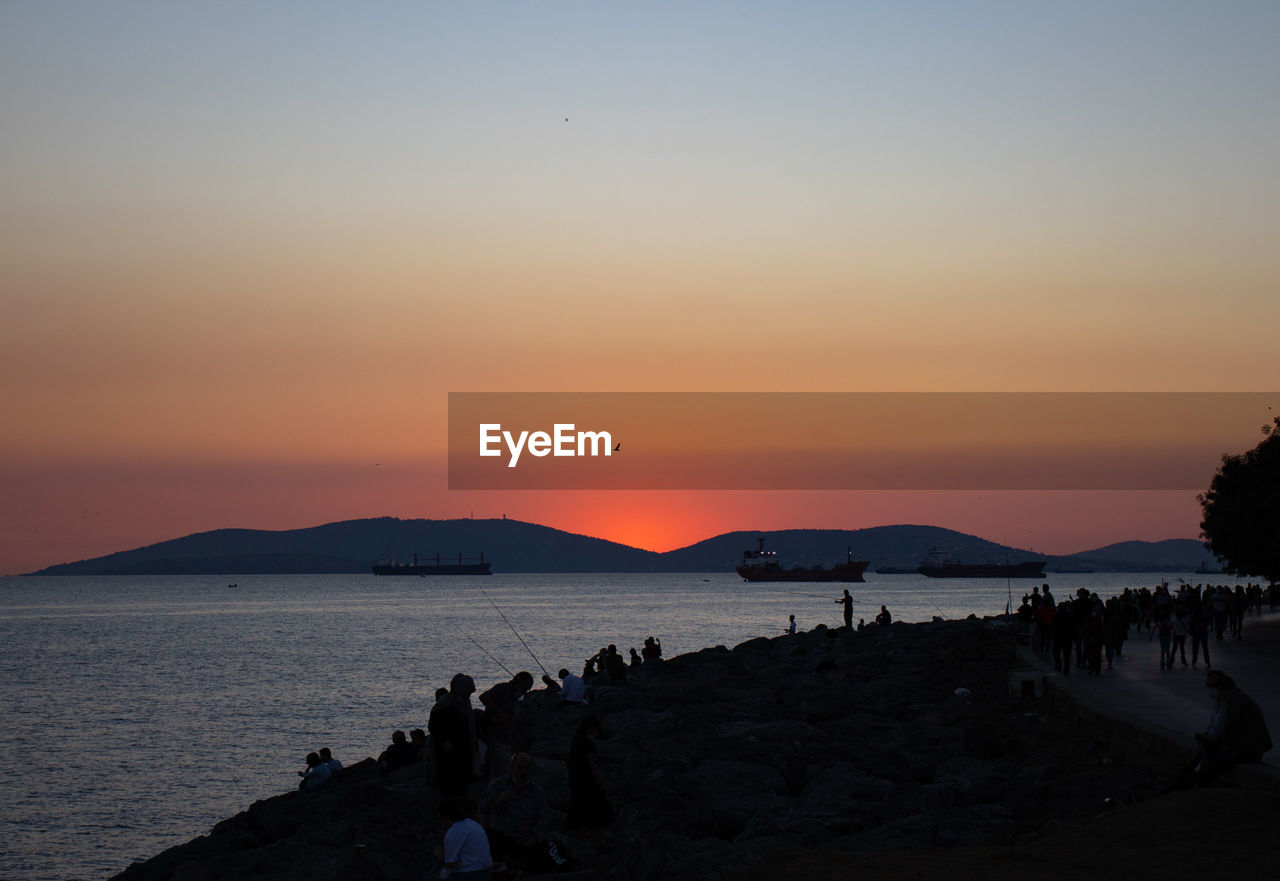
[736,538,868,582]
[372,552,492,576]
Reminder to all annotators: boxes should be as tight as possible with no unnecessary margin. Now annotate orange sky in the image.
[2,5,1278,574]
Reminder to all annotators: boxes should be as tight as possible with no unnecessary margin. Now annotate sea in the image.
[0,570,1219,880]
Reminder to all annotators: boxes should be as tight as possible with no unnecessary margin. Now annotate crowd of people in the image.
[288,579,1274,878]
[1016,580,1274,677]
[293,636,666,878]
[1015,579,1275,787]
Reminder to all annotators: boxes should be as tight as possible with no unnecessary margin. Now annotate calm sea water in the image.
[0,570,1214,880]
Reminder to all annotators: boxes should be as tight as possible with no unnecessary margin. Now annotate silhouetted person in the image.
[319,747,341,775]
[603,645,627,683]
[558,667,586,705]
[1171,670,1273,790]
[410,727,428,763]
[837,590,853,628]
[1190,603,1212,668]
[478,752,554,874]
[298,751,331,790]
[378,729,417,773]
[1052,602,1077,677]
[430,673,478,797]
[628,647,642,667]
[567,715,613,834]
[480,671,534,778]
[788,614,796,634]
[875,605,891,626]
[439,796,493,880]
[641,636,662,660]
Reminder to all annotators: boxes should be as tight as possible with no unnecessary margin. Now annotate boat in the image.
[916,550,1045,579]
[736,538,868,582]
[372,552,492,576]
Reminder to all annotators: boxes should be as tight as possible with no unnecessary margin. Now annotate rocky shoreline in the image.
[113,617,1178,881]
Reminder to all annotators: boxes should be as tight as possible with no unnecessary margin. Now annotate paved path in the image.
[1019,608,1280,770]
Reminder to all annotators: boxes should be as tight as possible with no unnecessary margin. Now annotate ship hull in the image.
[737,562,868,582]
[917,561,1045,579]
[372,563,492,576]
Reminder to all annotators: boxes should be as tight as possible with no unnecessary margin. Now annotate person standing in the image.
[1051,601,1077,677]
[430,674,478,797]
[567,715,614,835]
[836,589,853,628]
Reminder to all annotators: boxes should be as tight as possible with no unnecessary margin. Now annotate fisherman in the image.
[836,589,853,628]
[479,671,534,778]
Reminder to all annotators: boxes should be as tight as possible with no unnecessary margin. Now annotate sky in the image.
[2,2,1278,574]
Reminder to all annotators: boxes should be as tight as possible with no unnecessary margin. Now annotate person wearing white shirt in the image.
[439,798,493,880]
[558,668,586,704]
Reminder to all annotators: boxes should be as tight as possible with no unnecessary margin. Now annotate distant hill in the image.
[25,517,1212,576]
[1052,539,1221,573]
[28,517,659,576]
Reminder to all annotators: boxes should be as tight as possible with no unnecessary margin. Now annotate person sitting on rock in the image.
[875,605,892,626]
[298,751,331,790]
[558,667,586,705]
[478,752,556,874]
[641,636,662,660]
[438,796,493,880]
[378,729,418,773]
[1192,670,1272,784]
[603,645,628,683]
[319,747,341,775]
[410,728,428,763]
[629,647,642,667]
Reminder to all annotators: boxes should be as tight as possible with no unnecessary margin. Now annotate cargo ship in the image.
[916,551,1044,579]
[372,552,492,576]
[736,538,868,582]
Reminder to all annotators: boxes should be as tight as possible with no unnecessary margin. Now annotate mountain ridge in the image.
[24,517,1214,576]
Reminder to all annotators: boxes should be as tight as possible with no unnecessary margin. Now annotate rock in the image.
[110,620,1164,881]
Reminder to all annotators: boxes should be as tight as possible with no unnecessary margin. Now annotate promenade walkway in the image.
[1017,607,1280,773]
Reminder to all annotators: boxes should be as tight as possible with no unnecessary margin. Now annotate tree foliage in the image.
[1199,416,1280,582]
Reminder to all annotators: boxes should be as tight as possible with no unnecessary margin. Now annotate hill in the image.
[25,518,1211,576]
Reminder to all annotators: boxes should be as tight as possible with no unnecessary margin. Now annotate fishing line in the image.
[451,621,514,677]
[481,587,551,678]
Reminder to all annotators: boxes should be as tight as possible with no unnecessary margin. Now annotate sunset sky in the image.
[2,3,1278,574]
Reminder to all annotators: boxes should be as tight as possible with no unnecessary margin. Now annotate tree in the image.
[1199,416,1280,583]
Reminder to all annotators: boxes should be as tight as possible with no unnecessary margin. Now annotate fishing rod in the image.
[450,621,514,677]
[481,587,552,678]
